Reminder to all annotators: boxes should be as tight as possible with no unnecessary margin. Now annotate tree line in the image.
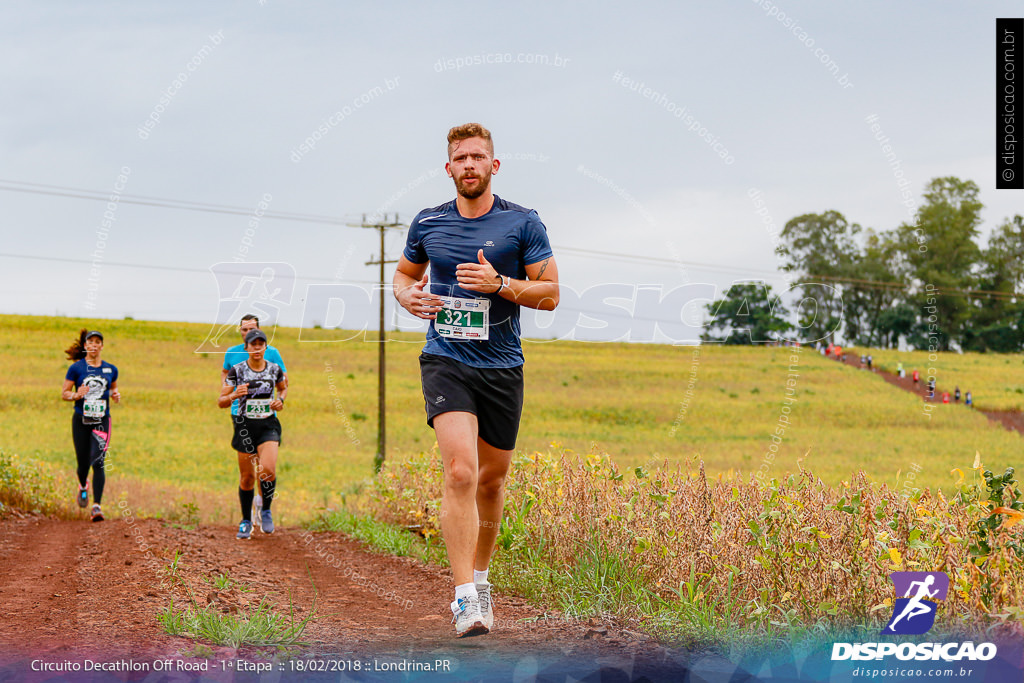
[703,177,1024,351]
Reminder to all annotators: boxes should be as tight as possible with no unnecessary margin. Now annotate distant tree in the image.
[775,211,860,343]
[841,230,906,346]
[875,302,918,348]
[963,214,1024,352]
[892,177,983,350]
[702,283,793,345]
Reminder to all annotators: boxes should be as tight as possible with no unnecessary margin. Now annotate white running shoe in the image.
[476,582,494,630]
[450,594,488,638]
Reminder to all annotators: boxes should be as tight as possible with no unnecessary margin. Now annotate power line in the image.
[0,179,353,226]
[0,252,377,285]
[13,176,1017,302]
[800,274,1022,301]
[0,178,790,276]
[556,246,784,278]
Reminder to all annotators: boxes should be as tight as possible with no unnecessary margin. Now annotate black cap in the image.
[85,330,103,341]
[244,329,268,345]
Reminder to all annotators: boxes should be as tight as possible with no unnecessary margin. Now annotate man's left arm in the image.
[457,249,559,311]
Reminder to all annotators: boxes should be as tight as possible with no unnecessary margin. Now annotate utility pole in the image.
[349,213,404,472]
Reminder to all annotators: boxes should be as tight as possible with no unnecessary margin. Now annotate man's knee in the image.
[445,461,477,491]
[239,473,256,488]
[477,472,506,498]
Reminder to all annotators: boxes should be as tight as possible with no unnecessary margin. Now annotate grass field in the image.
[2,314,1021,523]
[846,346,1024,411]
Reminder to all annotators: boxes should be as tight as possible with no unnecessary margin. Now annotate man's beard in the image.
[454,171,491,199]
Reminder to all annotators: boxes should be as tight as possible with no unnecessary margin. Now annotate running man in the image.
[221,314,287,527]
[218,329,287,539]
[887,575,939,632]
[393,123,559,637]
[221,314,287,388]
[61,329,120,522]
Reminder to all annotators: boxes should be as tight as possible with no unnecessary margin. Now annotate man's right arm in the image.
[394,256,442,320]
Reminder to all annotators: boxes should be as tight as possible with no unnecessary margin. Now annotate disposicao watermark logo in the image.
[831,571,998,663]
[195,262,296,353]
[883,571,948,635]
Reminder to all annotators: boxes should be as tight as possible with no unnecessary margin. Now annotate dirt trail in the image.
[834,352,1024,436]
[0,511,692,680]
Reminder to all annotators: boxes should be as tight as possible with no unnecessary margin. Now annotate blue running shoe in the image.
[260,509,274,534]
[236,520,253,540]
[77,482,89,508]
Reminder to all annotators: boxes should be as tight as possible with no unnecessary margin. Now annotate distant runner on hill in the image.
[218,329,287,540]
[61,329,120,522]
[913,369,920,385]
[394,123,559,638]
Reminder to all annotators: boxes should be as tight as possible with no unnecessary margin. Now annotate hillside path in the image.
[835,352,1024,435]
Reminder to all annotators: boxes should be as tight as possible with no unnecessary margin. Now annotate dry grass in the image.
[351,448,1024,642]
[0,450,78,519]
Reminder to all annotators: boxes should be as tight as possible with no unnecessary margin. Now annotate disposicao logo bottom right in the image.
[882,571,949,635]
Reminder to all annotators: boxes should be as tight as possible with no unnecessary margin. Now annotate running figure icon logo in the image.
[882,571,949,635]
[196,262,296,352]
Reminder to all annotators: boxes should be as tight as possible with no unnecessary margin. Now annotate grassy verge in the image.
[157,599,312,648]
[315,447,1024,650]
[308,505,447,565]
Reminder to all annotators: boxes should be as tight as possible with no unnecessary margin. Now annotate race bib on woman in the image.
[83,399,106,419]
[245,398,273,419]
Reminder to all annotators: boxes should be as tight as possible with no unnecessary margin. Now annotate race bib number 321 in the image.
[435,296,490,340]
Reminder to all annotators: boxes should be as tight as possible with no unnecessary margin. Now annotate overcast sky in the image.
[2,1,1019,344]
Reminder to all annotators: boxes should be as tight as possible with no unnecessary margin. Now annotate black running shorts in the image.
[419,353,524,451]
[231,414,282,454]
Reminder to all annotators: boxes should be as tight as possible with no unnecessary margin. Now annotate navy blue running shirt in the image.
[403,195,553,368]
[65,360,118,417]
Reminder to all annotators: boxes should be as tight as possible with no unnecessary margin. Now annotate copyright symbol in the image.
[1003,169,1015,182]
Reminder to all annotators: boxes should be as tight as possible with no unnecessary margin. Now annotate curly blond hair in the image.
[447,122,493,158]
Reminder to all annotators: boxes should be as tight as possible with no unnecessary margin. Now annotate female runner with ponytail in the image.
[61,329,120,521]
